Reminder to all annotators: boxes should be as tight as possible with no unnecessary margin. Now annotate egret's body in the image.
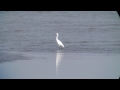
[56,33,64,49]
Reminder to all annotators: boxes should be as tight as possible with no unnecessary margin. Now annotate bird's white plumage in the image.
[56,33,64,48]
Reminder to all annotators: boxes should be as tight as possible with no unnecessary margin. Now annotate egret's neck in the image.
[56,35,59,40]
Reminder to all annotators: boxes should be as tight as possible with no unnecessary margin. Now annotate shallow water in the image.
[0,51,120,79]
[0,11,120,79]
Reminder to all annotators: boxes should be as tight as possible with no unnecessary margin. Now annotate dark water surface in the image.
[0,11,120,53]
[0,11,120,79]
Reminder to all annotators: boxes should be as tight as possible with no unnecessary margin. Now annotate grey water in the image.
[0,11,120,53]
[0,11,120,79]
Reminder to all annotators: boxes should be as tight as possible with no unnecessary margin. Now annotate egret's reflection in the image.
[56,50,64,79]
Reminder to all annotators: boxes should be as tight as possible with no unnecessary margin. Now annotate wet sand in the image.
[0,51,120,79]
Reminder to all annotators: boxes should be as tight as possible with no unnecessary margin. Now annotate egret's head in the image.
[56,33,59,36]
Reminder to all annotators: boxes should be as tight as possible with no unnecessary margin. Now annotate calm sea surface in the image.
[0,11,120,53]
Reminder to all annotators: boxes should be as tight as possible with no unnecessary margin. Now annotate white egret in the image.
[56,33,64,49]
